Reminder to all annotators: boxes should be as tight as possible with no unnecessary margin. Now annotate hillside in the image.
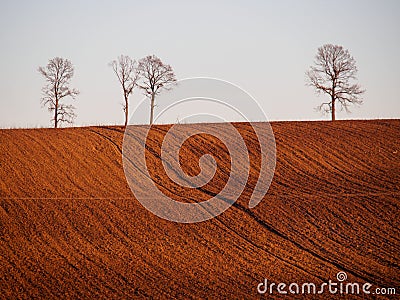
[0,120,399,299]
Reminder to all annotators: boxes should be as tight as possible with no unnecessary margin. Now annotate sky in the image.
[0,0,399,127]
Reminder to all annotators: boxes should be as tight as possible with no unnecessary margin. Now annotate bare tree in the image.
[306,44,365,121]
[38,57,79,128]
[137,55,177,125]
[109,55,139,127]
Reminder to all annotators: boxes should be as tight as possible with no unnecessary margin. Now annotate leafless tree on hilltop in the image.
[306,44,365,121]
[109,55,139,127]
[38,57,79,128]
[137,55,177,125]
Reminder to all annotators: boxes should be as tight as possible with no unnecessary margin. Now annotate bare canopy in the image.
[38,57,79,128]
[109,55,139,127]
[137,55,177,125]
[306,44,365,121]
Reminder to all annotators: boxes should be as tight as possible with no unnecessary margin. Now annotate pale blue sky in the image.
[0,0,399,127]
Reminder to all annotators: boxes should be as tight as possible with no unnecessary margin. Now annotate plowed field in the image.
[1,120,399,299]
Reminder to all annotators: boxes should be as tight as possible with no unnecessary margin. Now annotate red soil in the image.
[0,120,399,299]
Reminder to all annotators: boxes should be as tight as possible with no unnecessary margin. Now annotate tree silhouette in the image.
[137,55,177,125]
[306,44,365,121]
[38,57,79,128]
[109,55,139,127]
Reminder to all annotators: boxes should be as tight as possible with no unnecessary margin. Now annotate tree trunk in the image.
[331,82,336,122]
[124,95,128,127]
[150,93,155,125]
[54,98,58,128]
